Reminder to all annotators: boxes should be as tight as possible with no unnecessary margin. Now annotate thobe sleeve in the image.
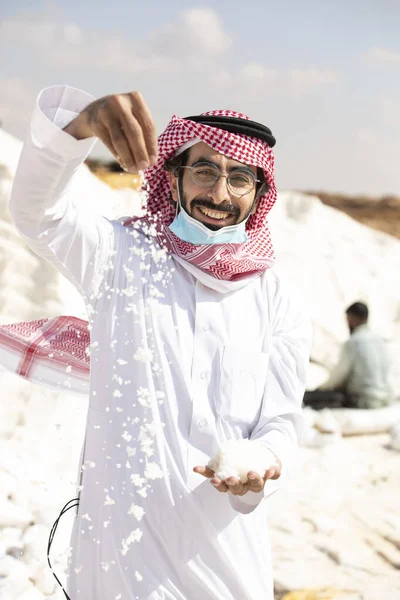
[319,341,354,390]
[9,85,115,298]
[229,277,313,514]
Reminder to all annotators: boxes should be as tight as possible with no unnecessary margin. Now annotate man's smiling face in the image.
[168,142,259,231]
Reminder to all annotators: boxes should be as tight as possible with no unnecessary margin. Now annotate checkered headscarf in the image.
[124,109,277,280]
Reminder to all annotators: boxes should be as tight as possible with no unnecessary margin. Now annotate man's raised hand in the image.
[64,91,158,173]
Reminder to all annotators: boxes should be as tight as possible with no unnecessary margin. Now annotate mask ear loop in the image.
[173,168,182,217]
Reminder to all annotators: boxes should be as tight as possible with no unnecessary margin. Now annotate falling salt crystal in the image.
[117,358,128,366]
[145,462,164,480]
[122,431,132,442]
[137,387,152,407]
[82,514,92,521]
[133,347,153,363]
[127,446,136,457]
[66,365,72,373]
[86,461,96,468]
[104,495,115,506]
[135,571,143,581]
[113,390,123,399]
[101,561,113,572]
[130,474,145,487]
[123,265,135,282]
[103,520,111,528]
[120,528,143,556]
[128,504,145,521]
[122,285,136,297]
[137,487,148,498]
[74,566,83,574]
[93,425,101,430]
[141,446,154,458]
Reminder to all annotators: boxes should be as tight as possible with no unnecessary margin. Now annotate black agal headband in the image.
[183,115,276,148]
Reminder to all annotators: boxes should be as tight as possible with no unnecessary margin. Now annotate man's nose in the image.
[206,175,231,205]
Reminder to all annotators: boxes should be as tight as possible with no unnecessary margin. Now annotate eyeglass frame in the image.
[176,162,261,197]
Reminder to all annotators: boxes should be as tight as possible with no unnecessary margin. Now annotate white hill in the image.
[0,129,399,599]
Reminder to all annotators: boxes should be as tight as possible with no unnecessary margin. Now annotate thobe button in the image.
[200,372,206,380]
[197,419,207,429]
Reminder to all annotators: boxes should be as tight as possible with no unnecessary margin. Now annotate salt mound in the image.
[269,191,400,394]
[1,129,400,598]
[0,129,22,177]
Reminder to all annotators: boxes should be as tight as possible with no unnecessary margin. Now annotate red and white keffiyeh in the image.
[126,109,277,281]
[0,110,277,392]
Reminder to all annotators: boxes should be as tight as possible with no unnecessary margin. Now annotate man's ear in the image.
[168,171,178,203]
[250,197,260,215]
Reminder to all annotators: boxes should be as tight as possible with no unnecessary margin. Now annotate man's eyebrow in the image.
[190,157,254,173]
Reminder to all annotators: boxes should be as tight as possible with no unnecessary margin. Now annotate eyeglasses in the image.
[178,163,260,197]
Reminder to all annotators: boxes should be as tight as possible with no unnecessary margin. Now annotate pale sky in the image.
[1,0,400,195]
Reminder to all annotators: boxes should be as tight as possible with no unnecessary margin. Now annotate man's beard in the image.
[179,183,253,231]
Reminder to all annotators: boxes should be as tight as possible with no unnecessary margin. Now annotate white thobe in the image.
[9,86,312,600]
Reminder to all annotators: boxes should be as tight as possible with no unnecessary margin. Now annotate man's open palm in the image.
[193,462,281,496]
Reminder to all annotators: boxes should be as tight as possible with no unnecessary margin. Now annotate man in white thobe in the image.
[8,86,312,599]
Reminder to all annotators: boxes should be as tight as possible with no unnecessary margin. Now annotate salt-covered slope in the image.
[0,129,399,599]
[269,191,400,392]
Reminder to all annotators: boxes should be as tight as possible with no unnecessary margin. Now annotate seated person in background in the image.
[304,302,394,410]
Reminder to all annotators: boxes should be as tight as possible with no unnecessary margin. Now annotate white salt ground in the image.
[0,129,399,599]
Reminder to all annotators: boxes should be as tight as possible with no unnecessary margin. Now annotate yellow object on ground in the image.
[282,588,361,600]
[96,171,141,190]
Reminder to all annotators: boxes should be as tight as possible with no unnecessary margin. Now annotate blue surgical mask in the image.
[168,204,249,245]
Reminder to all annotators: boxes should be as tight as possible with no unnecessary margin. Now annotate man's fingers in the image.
[194,466,278,495]
[269,467,280,480]
[92,124,136,172]
[264,464,281,481]
[107,122,138,171]
[129,91,158,165]
[211,478,229,493]
[226,477,248,496]
[193,465,214,478]
[120,115,150,170]
[80,91,157,170]
[94,124,118,161]
[248,472,265,491]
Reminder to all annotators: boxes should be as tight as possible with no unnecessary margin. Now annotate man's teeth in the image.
[199,207,230,220]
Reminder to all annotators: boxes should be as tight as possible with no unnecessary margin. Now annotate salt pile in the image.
[268,191,400,394]
[0,129,399,599]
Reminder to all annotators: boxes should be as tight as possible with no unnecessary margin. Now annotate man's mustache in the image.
[191,199,239,216]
